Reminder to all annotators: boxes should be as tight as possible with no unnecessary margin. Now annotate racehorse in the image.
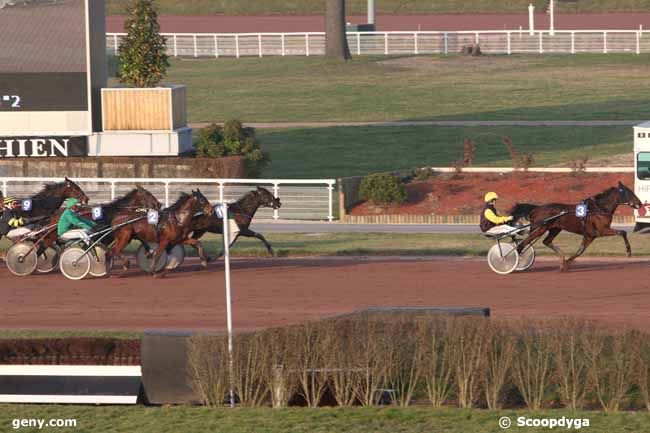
[20,177,89,218]
[189,186,282,260]
[108,189,214,277]
[510,182,642,271]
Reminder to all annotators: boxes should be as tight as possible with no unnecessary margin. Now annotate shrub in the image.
[502,136,534,171]
[568,155,590,173]
[359,173,407,205]
[118,0,169,88]
[195,120,269,177]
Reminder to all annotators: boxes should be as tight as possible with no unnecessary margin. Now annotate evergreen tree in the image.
[118,0,170,87]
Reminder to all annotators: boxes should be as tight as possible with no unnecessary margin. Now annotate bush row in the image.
[188,315,650,410]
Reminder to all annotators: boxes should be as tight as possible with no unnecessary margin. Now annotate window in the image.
[639,133,647,138]
[638,152,650,180]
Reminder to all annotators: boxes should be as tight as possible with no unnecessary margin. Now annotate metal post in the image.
[258,34,263,57]
[164,183,170,208]
[528,3,535,36]
[113,34,118,55]
[384,32,388,55]
[235,35,240,58]
[603,31,607,54]
[214,35,219,58]
[222,203,235,408]
[173,34,178,57]
[414,32,418,54]
[475,32,479,45]
[2,180,7,197]
[357,33,361,55]
[507,31,511,54]
[273,184,279,220]
[571,32,575,54]
[367,0,375,25]
[219,183,225,203]
[193,35,198,58]
[110,182,116,201]
[539,31,543,53]
[637,30,641,54]
[305,34,310,56]
[281,34,286,56]
[444,32,448,54]
[328,184,334,222]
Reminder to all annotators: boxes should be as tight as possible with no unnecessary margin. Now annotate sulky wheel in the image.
[59,247,91,280]
[136,242,167,273]
[6,242,38,276]
[88,245,112,277]
[487,243,519,275]
[165,245,185,270]
[36,245,60,274]
[0,0,7,9]
[516,244,536,272]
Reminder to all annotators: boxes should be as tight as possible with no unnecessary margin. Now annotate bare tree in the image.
[325,0,351,60]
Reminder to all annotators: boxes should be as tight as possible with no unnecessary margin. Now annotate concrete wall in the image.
[0,156,245,179]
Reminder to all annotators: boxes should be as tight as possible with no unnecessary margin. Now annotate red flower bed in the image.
[350,172,636,216]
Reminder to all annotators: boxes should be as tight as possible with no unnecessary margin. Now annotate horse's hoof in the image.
[201,260,208,269]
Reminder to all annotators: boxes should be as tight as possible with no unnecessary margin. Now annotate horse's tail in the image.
[509,203,538,221]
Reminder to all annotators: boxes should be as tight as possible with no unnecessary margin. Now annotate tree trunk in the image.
[325,0,351,60]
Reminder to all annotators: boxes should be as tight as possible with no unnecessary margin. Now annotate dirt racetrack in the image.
[1,256,649,332]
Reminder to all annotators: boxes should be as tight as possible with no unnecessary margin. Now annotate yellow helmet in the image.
[484,192,498,203]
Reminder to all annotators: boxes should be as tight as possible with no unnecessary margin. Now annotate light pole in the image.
[528,3,535,36]
[549,0,555,36]
[221,203,235,408]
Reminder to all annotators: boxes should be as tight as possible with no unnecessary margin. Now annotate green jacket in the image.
[57,208,95,236]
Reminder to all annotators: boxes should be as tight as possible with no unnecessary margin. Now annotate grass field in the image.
[106,0,650,15]
[3,232,646,259]
[161,54,650,123]
[257,125,631,178]
[2,406,650,433]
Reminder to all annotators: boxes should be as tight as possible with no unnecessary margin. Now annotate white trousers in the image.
[6,227,31,240]
[485,224,518,235]
[60,229,91,243]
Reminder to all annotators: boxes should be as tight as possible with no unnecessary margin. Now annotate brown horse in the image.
[511,182,642,271]
[189,186,282,261]
[109,189,214,277]
[19,177,89,218]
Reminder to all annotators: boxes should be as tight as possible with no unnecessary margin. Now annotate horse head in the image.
[63,177,89,204]
[256,186,281,210]
[135,185,162,210]
[192,189,215,216]
[616,181,642,209]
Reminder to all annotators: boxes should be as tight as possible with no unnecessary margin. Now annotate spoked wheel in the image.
[136,243,167,273]
[59,247,91,280]
[487,243,519,275]
[516,244,536,271]
[165,245,185,270]
[36,245,61,274]
[0,0,8,10]
[6,242,38,276]
[88,245,112,277]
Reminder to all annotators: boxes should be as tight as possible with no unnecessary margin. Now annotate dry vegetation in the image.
[188,314,650,411]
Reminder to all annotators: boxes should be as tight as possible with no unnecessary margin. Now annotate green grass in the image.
[3,232,649,258]
[106,0,650,15]
[160,55,650,123]
[257,125,630,178]
[1,406,650,433]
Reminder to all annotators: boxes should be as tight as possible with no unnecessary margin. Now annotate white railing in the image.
[0,177,336,221]
[107,30,647,57]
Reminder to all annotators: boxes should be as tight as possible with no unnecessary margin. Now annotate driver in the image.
[57,197,96,242]
[0,197,30,240]
[480,192,516,235]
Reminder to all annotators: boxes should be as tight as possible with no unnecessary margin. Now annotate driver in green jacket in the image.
[58,198,96,241]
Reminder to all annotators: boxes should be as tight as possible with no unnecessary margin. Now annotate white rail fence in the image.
[107,30,648,57]
[1,178,336,221]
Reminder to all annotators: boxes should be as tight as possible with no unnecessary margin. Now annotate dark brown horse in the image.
[189,186,282,260]
[511,182,642,271]
[109,189,214,277]
[18,177,89,218]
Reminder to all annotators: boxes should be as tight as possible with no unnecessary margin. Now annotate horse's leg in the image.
[597,227,632,257]
[238,228,274,255]
[542,228,565,257]
[108,230,131,274]
[516,225,548,254]
[562,236,595,272]
[183,238,208,269]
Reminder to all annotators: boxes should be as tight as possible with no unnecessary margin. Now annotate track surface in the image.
[106,13,650,33]
[2,256,649,331]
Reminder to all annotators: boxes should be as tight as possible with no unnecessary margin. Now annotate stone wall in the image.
[0,156,246,179]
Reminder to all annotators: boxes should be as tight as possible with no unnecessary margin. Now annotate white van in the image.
[634,121,650,232]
